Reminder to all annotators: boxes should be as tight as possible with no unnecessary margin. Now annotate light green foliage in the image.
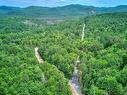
[0,16,74,95]
[80,13,127,95]
[88,85,108,95]
[0,13,127,95]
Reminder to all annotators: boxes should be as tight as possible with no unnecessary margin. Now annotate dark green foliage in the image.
[0,12,127,95]
[0,16,74,95]
[80,13,127,95]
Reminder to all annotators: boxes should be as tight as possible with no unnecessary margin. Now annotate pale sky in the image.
[0,0,127,7]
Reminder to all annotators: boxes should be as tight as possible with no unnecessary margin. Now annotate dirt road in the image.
[69,81,80,95]
[34,23,85,95]
[81,24,85,41]
[69,23,86,95]
[69,56,82,95]
[35,47,44,64]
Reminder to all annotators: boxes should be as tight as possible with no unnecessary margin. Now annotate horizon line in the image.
[0,4,127,8]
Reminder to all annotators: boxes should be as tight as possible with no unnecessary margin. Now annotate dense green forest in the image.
[0,12,127,95]
[79,13,127,95]
[0,16,73,95]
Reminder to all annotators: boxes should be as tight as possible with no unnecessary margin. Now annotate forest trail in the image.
[69,56,82,95]
[69,23,85,95]
[69,82,80,95]
[35,47,44,64]
[81,24,85,41]
[34,24,85,95]
[34,47,81,95]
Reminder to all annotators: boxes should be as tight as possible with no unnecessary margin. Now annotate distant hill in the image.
[0,6,20,14]
[96,5,127,13]
[7,5,96,17]
[0,4,127,17]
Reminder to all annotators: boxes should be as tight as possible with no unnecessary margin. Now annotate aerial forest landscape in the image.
[0,0,127,95]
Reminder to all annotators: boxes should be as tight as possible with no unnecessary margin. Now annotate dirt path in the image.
[35,47,82,95]
[35,47,80,95]
[81,24,85,41]
[69,56,82,95]
[69,81,80,95]
[35,23,85,95]
[69,23,86,95]
[35,47,44,64]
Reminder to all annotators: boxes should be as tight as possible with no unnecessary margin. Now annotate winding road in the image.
[34,23,85,95]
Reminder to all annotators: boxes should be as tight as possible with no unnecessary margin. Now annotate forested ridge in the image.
[1,5,127,17]
[0,12,127,95]
[80,13,127,95]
